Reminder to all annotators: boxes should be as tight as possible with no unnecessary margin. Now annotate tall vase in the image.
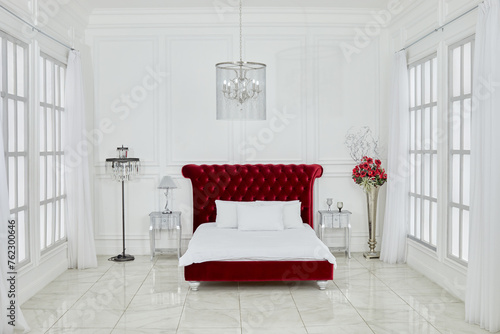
[364,186,380,259]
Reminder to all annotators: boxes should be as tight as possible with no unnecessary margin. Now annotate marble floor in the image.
[20,253,490,334]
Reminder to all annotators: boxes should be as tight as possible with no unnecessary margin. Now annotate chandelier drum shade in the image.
[216,0,266,120]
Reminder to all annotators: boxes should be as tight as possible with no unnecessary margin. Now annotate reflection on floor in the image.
[20,253,489,334]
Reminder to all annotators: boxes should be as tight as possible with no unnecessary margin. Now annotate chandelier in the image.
[216,0,266,120]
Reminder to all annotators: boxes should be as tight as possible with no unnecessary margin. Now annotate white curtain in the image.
[466,0,500,332]
[0,99,29,332]
[64,50,98,269]
[380,50,409,264]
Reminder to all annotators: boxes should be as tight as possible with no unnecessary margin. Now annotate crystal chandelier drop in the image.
[216,0,266,120]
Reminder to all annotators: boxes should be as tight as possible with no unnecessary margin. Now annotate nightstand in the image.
[318,210,351,258]
[149,211,182,260]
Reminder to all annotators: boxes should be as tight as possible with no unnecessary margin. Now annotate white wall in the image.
[85,6,388,256]
[386,0,481,301]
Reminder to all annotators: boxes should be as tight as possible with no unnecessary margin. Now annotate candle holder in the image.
[326,198,333,211]
[337,201,343,212]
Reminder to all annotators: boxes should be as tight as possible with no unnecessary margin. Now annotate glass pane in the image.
[55,109,60,151]
[415,154,421,194]
[431,201,437,246]
[409,67,415,108]
[55,155,60,197]
[432,154,438,198]
[416,65,422,106]
[40,156,46,201]
[415,198,421,239]
[452,154,460,203]
[17,157,25,207]
[410,110,415,150]
[463,42,472,95]
[47,155,54,199]
[7,41,14,95]
[40,205,46,250]
[47,202,53,247]
[452,101,461,150]
[416,109,421,150]
[410,197,415,236]
[451,207,460,257]
[424,154,430,197]
[17,101,25,152]
[61,198,65,238]
[40,106,46,152]
[55,200,60,241]
[432,58,437,102]
[423,200,430,242]
[424,107,430,150]
[431,106,438,150]
[462,210,469,261]
[463,98,471,150]
[452,46,461,97]
[8,157,16,209]
[410,154,415,193]
[0,36,3,92]
[16,45,25,97]
[60,67,65,108]
[8,99,15,152]
[424,60,431,104]
[39,56,45,103]
[46,59,53,104]
[18,211,26,262]
[47,108,53,151]
[55,66,60,107]
[463,154,470,206]
[61,156,65,195]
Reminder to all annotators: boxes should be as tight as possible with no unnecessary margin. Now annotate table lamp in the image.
[158,176,177,213]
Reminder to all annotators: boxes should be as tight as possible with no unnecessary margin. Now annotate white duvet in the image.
[179,223,337,268]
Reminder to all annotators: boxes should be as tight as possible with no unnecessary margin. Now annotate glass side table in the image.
[149,211,182,260]
[318,210,351,258]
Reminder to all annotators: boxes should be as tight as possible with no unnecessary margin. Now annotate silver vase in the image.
[363,186,380,259]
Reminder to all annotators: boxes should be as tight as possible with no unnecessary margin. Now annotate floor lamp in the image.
[106,146,140,262]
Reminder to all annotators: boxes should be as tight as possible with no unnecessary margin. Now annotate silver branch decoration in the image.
[344,126,380,162]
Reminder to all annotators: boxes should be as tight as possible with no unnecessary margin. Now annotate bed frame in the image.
[181,164,333,290]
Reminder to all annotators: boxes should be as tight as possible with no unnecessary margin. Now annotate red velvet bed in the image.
[181,164,334,290]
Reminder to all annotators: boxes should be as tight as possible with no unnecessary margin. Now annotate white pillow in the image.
[215,200,237,228]
[237,203,284,231]
[257,200,304,229]
[215,200,257,228]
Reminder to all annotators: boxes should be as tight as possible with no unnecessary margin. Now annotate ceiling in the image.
[83,0,390,10]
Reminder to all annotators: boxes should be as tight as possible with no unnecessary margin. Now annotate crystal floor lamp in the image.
[106,146,140,262]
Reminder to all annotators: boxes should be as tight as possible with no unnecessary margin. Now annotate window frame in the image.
[408,53,439,250]
[1,30,30,266]
[39,51,67,254]
[447,35,474,266]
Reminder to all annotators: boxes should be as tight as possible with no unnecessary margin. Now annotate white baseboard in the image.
[407,240,467,301]
[18,245,68,305]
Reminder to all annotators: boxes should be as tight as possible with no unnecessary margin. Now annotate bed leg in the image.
[188,281,200,291]
[317,280,328,290]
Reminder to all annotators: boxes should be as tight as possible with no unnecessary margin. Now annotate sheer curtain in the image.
[466,0,500,332]
[0,100,29,332]
[64,50,98,269]
[380,50,409,264]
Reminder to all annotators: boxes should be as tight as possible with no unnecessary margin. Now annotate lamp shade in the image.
[158,176,178,189]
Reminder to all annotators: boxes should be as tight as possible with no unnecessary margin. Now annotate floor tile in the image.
[306,324,374,334]
[51,309,123,328]
[241,306,303,329]
[115,307,182,329]
[179,307,240,328]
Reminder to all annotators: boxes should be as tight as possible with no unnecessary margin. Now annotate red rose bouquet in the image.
[352,156,387,192]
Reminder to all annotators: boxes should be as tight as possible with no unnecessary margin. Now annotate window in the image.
[408,54,438,248]
[448,36,474,264]
[0,31,29,264]
[39,53,66,252]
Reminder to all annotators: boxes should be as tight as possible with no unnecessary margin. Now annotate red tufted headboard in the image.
[182,164,323,232]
